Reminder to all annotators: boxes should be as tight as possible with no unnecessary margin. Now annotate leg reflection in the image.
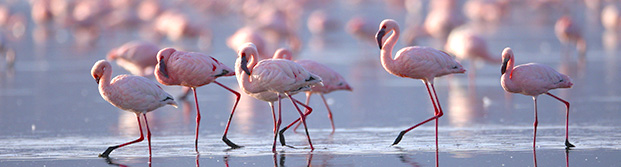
[533,148,538,167]
[103,157,128,167]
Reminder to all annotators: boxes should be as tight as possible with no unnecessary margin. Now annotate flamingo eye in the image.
[452,66,458,69]
[338,83,343,86]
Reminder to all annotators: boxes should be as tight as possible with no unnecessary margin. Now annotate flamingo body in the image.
[107,41,159,77]
[297,60,351,93]
[155,48,234,87]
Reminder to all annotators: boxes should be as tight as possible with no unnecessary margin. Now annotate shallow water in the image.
[1,0,621,166]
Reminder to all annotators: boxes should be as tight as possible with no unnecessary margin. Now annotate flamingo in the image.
[375,19,466,147]
[555,16,587,60]
[500,47,575,149]
[271,48,352,140]
[227,43,322,152]
[445,27,500,78]
[91,60,177,157]
[107,41,159,77]
[154,48,241,152]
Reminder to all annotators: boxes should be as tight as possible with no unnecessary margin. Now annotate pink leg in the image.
[286,93,314,151]
[192,87,201,153]
[430,84,443,150]
[179,86,192,100]
[293,92,313,133]
[545,92,575,148]
[143,113,152,157]
[392,82,442,146]
[533,147,538,167]
[273,97,283,153]
[320,93,336,134]
[278,98,313,147]
[533,97,538,149]
[215,81,243,149]
[99,113,145,157]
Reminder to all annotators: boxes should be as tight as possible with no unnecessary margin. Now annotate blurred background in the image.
[1,0,621,166]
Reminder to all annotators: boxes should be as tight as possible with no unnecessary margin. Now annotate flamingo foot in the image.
[222,136,243,149]
[98,146,119,158]
[278,128,288,146]
[392,131,407,146]
[565,140,575,149]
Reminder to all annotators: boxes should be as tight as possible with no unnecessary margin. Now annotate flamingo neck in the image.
[501,55,518,92]
[381,27,400,75]
[99,64,113,92]
[235,54,261,94]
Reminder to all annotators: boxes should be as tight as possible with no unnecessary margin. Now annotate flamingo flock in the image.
[67,0,585,160]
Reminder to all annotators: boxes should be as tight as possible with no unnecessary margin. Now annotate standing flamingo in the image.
[107,40,160,77]
[375,19,466,149]
[500,47,575,149]
[271,48,352,141]
[445,27,500,78]
[154,48,241,152]
[227,43,322,152]
[555,16,587,60]
[91,60,177,157]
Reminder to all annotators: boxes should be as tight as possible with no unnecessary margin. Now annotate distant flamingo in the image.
[228,43,322,152]
[375,19,466,148]
[403,0,464,46]
[500,47,575,149]
[227,27,268,59]
[154,48,241,152]
[445,27,500,78]
[91,60,177,157]
[107,41,159,77]
[271,48,352,140]
[555,16,587,60]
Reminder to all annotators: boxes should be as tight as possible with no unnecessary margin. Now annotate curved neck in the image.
[99,64,113,91]
[501,55,516,91]
[381,26,400,74]
[236,52,262,93]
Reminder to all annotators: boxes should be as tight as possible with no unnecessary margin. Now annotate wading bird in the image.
[91,60,177,157]
[500,47,575,149]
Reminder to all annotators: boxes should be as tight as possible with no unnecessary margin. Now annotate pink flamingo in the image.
[271,48,352,139]
[445,27,500,78]
[500,47,575,149]
[229,43,322,152]
[107,41,159,77]
[227,27,268,59]
[154,48,241,152]
[375,19,466,148]
[91,60,177,157]
[555,16,587,60]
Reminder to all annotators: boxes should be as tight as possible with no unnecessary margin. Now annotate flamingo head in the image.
[238,42,259,75]
[156,48,176,78]
[272,48,293,60]
[501,47,513,75]
[376,19,399,50]
[375,25,386,50]
[91,60,110,84]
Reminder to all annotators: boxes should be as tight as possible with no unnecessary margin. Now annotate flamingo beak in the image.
[376,28,386,50]
[345,85,353,91]
[501,57,509,75]
[241,53,251,75]
[159,58,169,78]
[95,78,100,84]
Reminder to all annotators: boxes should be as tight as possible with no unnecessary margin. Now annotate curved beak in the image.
[241,53,251,75]
[501,57,509,75]
[158,58,169,78]
[375,28,386,50]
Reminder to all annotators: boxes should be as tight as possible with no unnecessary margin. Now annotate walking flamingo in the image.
[91,60,177,157]
[227,43,322,152]
[271,48,352,142]
[375,19,466,148]
[154,48,241,152]
[500,47,575,149]
[107,41,160,77]
[445,27,500,78]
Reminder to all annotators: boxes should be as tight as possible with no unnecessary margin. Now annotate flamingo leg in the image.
[430,83,444,150]
[533,97,539,149]
[269,102,280,152]
[286,93,314,151]
[392,81,441,146]
[278,98,313,147]
[320,93,336,134]
[293,92,313,133]
[545,92,575,148]
[143,113,152,157]
[99,113,145,158]
[192,87,201,153]
[215,81,243,149]
[273,96,284,153]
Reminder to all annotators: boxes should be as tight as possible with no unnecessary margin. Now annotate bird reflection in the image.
[447,79,485,128]
[222,153,313,167]
[533,148,538,167]
[104,157,128,167]
[397,154,422,167]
